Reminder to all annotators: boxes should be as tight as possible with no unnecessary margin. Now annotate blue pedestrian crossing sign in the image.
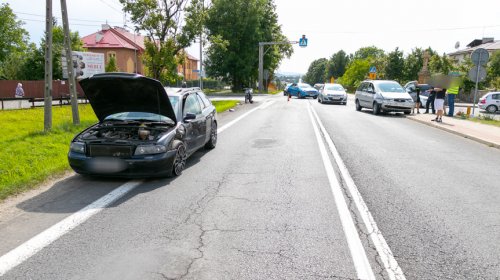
[369,66,376,73]
[299,35,308,47]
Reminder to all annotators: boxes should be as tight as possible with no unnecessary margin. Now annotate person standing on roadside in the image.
[412,88,421,114]
[446,85,459,116]
[432,88,446,123]
[15,83,25,109]
[424,87,435,114]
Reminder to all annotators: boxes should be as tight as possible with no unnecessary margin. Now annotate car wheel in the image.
[172,143,187,176]
[404,110,411,115]
[486,105,498,113]
[373,102,380,115]
[313,96,318,99]
[205,121,217,149]
[355,99,362,111]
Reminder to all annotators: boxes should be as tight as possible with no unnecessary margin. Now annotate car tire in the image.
[486,105,498,113]
[373,102,380,115]
[171,142,187,176]
[205,121,217,149]
[313,96,318,99]
[355,99,362,111]
[404,110,411,115]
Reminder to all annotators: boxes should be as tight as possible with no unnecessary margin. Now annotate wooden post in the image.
[44,0,53,131]
[61,0,80,125]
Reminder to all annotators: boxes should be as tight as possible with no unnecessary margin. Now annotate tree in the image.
[17,20,82,80]
[325,50,349,80]
[338,58,370,92]
[353,46,385,60]
[120,0,202,83]
[487,51,500,87]
[0,3,29,78]
[304,58,328,84]
[105,56,119,72]
[205,0,292,91]
[385,47,404,82]
[402,48,424,82]
[429,53,455,75]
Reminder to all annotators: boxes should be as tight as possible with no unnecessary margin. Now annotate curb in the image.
[407,116,500,150]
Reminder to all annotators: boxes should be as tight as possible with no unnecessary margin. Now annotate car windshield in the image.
[104,112,173,123]
[326,85,344,91]
[377,82,405,93]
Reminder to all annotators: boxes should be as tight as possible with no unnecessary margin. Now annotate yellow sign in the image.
[369,73,376,80]
[330,77,335,84]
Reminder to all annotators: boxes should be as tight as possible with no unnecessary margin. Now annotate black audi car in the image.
[68,73,217,177]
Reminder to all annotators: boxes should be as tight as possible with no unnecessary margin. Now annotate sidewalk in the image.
[407,113,500,149]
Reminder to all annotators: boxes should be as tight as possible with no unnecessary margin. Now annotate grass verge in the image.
[211,100,240,113]
[0,100,239,201]
[468,116,500,127]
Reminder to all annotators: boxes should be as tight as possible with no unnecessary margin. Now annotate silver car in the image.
[478,92,500,113]
[355,80,414,115]
[318,83,348,105]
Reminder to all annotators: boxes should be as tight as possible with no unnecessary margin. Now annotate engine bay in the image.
[79,123,170,142]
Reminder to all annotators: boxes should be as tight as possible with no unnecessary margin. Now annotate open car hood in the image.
[79,73,177,124]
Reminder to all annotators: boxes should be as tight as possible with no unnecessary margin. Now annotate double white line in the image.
[307,103,406,280]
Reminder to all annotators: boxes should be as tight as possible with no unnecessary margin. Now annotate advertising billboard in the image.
[62,51,105,80]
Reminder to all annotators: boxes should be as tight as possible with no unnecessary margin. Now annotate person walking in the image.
[15,83,25,109]
[424,87,435,114]
[412,88,421,114]
[432,88,446,123]
[446,85,459,116]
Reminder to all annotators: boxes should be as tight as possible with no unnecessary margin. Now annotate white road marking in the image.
[307,105,376,280]
[218,100,271,133]
[310,104,406,280]
[0,180,143,276]
[259,100,276,110]
[0,98,270,276]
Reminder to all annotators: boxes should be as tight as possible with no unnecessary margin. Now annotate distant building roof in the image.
[448,37,500,56]
[81,24,198,61]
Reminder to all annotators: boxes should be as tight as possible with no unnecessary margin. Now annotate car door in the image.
[183,93,204,153]
[196,92,213,144]
[492,93,500,108]
[289,83,298,96]
[365,82,376,108]
[359,82,370,107]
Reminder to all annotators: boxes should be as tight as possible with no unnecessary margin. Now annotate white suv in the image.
[478,92,500,113]
[355,80,414,115]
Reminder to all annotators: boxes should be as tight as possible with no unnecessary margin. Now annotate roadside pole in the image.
[469,48,489,116]
[61,0,80,125]
[44,0,53,132]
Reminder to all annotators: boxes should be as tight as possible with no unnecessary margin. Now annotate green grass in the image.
[0,105,99,200]
[267,89,282,95]
[211,100,240,113]
[468,116,500,127]
[0,100,239,201]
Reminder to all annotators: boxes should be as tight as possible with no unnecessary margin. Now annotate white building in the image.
[448,38,500,64]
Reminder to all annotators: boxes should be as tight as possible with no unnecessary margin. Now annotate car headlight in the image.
[70,142,85,154]
[134,145,167,155]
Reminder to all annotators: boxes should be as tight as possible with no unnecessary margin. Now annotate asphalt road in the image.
[0,94,499,279]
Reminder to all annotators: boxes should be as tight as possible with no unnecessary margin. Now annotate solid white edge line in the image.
[307,105,376,280]
[217,100,271,133]
[0,97,269,276]
[0,180,143,277]
[310,105,406,280]
[259,100,276,110]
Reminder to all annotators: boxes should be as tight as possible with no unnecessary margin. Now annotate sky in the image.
[3,0,500,75]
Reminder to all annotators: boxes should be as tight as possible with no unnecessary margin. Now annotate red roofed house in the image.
[82,24,199,80]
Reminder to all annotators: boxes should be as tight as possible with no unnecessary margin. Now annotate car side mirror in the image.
[183,113,196,122]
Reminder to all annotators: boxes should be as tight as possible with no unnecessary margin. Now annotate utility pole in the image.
[44,0,53,132]
[258,40,300,93]
[199,0,204,90]
[61,0,80,125]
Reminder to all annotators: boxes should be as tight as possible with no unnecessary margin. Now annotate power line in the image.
[15,11,122,24]
[19,17,109,27]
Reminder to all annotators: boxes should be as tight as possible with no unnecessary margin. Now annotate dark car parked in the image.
[68,73,217,178]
